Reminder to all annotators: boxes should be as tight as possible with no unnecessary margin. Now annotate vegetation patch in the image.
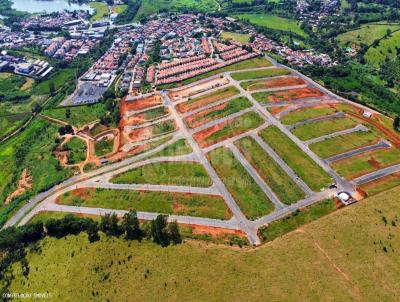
[208,147,274,220]
[57,188,231,220]
[292,118,359,141]
[259,198,336,242]
[176,86,240,113]
[90,2,109,21]
[220,31,250,44]
[235,137,305,204]
[280,106,338,125]
[259,126,332,191]
[62,137,87,165]
[241,77,305,91]
[149,139,192,158]
[95,136,114,157]
[194,111,264,148]
[111,162,212,187]
[231,68,290,81]
[185,96,252,128]
[309,127,380,158]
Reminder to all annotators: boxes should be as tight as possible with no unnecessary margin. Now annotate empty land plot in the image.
[150,139,192,158]
[359,173,400,196]
[292,118,359,141]
[235,137,305,204]
[241,77,305,91]
[208,146,274,219]
[95,137,114,157]
[57,188,231,220]
[309,128,380,158]
[120,107,168,127]
[62,137,87,164]
[259,126,332,191]
[253,87,324,104]
[231,68,290,81]
[193,111,264,148]
[185,97,252,128]
[111,162,212,187]
[221,31,250,44]
[121,95,163,112]
[176,86,239,113]
[331,148,400,179]
[280,106,338,125]
[128,120,176,142]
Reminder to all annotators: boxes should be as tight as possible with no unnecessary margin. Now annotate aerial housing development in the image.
[1,1,400,300]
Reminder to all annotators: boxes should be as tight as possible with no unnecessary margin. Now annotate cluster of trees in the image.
[115,0,142,25]
[0,211,181,295]
[58,124,74,135]
[99,89,120,126]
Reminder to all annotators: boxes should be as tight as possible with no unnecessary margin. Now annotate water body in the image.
[11,0,93,14]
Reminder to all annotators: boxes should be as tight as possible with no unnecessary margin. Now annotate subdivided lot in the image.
[241,77,305,91]
[123,107,169,126]
[235,137,305,204]
[253,87,324,104]
[331,148,400,179]
[62,137,87,164]
[259,198,336,242]
[359,173,400,196]
[111,162,212,187]
[149,139,192,158]
[231,68,290,81]
[121,96,163,112]
[309,127,380,158]
[193,111,264,148]
[95,137,114,157]
[185,97,252,129]
[176,86,240,113]
[208,147,274,219]
[57,188,231,220]
[292,118,359,141]
[128,120,176,142]
[42,103,107,128]
[259,127,332,191]
[280,106,338,125]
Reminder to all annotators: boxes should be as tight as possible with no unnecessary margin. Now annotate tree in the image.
[49,80,56,96]
[31,102,42,114]
[394,115,400,132]
[150,215,170,247]
[100,213,122,236]
[87,222,100,243]
[122,210,142,240]
[58,126,66,136]
[65,108,71,119]
[65,124,73,134]
[167,221,181,244]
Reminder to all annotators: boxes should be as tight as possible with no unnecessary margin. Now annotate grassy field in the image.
[185,97,252,128]
[337,23,400,46]
[234,14,307,38]
[208,147,274,220]
[177,86,240,113]
[112,4,127,14]
[231,68,290,81]
[292,118,359,141]
[42,104,107,128]
[62,137,87,164]
[10,182,400,300]
[280,106,338,125]
[309,127,380,158]
[360,173,400,196]
[57,188,230,219]
[90,2,109,21]
[235,137,305,204]
[0,113,30,140]
[194,111,264,148]
[332,148,400,179]
[220,31,250,44]
[143,106,168,121]
[111,162,212,187]
[364,30,400,66]
[152,120,176,136]
[0,119,74,206]
[150,139,192,158]
[259,127,332,191]
[95,137,114,157]
[260,198,336,242]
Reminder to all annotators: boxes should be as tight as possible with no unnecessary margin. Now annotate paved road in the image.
[304,124,368,146]
[228,143,285,209]
[325,139,392,163]
[352,163,400,185]
[250,133,314,196]
[287,111,345,130]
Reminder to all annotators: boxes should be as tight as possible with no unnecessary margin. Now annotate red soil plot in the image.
[245,76,306,91]
[127,127,153,143]
[184,102,229,129]
[264,87,324,103]
[176,88,239,113]
[120,95,163,113]
[185,224,246,238]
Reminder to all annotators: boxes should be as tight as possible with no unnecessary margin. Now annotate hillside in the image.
[8,185,400,301]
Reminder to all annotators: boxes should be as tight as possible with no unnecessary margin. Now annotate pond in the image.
[11,0,93,14]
